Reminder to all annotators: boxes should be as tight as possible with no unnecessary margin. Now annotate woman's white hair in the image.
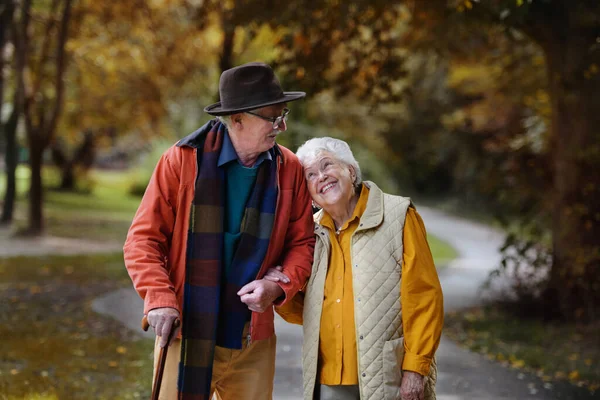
[296,137,362,187]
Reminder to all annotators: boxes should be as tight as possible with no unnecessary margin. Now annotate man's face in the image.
[229,104,288,155]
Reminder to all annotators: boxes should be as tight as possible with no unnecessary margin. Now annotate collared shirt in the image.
[318,184,369,385]
[217,130,272,168]
[318,185,442,384]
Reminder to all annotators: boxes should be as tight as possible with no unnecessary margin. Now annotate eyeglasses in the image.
[246,108,290,129]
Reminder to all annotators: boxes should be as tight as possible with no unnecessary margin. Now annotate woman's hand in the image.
[263,266,290,283]
[400,371,424,400]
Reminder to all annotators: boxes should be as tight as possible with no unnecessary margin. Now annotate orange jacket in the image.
[123,135,315,341]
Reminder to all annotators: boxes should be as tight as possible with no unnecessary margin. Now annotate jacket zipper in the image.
[248,155,282,346]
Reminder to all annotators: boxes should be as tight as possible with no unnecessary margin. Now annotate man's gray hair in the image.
[216,115,233,129]
[296,137,362,187]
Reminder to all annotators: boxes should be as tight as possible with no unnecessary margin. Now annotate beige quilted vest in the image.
[301,181,437,400]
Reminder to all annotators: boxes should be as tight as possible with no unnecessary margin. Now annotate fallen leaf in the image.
[568,370,580,381]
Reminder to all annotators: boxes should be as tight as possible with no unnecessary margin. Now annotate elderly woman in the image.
[267,137,443,400]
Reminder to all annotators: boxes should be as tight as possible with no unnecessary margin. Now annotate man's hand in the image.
[147,307,180,348]
[238,279,285,313]
[400,371,425,400]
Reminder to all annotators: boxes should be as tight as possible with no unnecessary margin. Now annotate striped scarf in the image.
[177,121,278,399]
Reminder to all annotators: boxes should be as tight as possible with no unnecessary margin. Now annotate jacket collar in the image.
[313,181,384,237]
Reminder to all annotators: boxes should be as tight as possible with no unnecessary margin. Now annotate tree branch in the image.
[31,0,60,98]
[45,0,73,148]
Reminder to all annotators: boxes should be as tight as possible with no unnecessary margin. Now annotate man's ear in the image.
[231,113,243,127]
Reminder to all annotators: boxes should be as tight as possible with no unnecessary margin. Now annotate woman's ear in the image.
[349,165,357,183]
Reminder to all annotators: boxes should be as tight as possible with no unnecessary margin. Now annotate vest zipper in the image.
[351,233,364,399]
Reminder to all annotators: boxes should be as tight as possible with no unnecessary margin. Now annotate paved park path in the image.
[2,208,595,399]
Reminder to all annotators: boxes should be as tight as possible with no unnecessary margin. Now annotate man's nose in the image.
[276,119,287,132]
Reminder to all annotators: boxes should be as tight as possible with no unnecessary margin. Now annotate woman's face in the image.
[303,152,356,210]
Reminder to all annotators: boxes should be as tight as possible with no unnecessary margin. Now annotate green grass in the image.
[0,253,154,399]
[1,166,140,242]
[427,234,458,267]
[445,306,600,394]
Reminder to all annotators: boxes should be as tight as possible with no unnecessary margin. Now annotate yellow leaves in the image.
[108,360,119,368]
[568,353,579,361]
[72,349,86,357]
[532,56,545,66]
[10,369,19,375]
[584,64,599,80]
[457,0,473,12]
[535,89,550,103]
[516,0,524,6]
[509,355,525,369]
[584,359,593,366]
[568,370,580,381]
[29,285,42,294]
[116,346,127,354]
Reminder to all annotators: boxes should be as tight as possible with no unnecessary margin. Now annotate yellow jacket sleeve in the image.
[274,291,305,325]
[401,207,444,376]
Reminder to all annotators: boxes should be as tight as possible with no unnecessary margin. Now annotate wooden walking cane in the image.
[142,315,181,400]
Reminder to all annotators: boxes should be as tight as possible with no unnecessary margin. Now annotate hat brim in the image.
[203,92,306,116]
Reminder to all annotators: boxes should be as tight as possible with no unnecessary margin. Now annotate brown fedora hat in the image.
[204,62,306,116]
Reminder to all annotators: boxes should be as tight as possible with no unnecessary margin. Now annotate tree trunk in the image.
[27,142,44,235]
[0,0,17,224]
[60,163,75,190]
[219,21,235,74]
[1,112,19,224]
[544,36,600,321]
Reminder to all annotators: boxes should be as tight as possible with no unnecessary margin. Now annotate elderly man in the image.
[124,62,315,400]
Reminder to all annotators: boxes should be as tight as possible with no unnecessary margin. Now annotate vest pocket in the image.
[382,337,404,400]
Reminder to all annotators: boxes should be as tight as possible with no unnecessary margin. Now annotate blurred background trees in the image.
[1,0,599,320]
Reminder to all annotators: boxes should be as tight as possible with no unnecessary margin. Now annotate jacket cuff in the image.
[272,281,297,307]
[144,290,180,315]
[402,352,432,376]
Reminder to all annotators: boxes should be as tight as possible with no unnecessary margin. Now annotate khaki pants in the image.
[152,325,277,400]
